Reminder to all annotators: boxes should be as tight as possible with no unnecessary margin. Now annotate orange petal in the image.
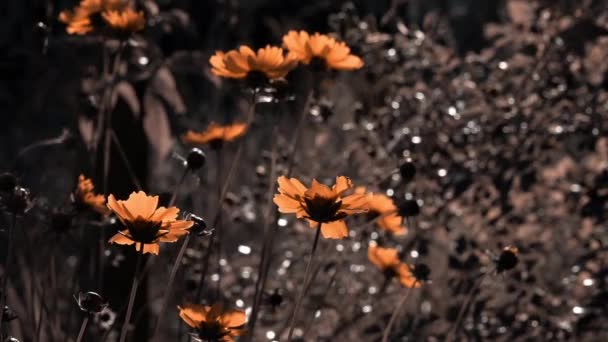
[136,242,160,255]
[122,191,159,219]
[332,176,353,194]
[109,232,134,245]
[107,194,133,221]
[305,179,336,200]
[178,304,211,327]
[328,54,364,70]
[220,310,247,328]
[396,264,421,288]
[368,245,400,270]
[319,220,348,239]
[150,206,179,222]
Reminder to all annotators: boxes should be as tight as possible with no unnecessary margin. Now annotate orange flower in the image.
[74,175,110,215]
[209,45,298,80]
[178,303,246,342]
[368,245,421,288]
[58,0,134,35]
[182,122,248,147]
[102,8,145,33]
[273,176,368,239]
[282,30,364,70]
[107,191,193,255]
[356,187,406,235]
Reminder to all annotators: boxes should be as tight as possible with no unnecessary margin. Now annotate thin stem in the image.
[214,147,224,299]
[381,283,417,342]
[169,168,189,207]
[194,94,257,303]
[286,223,322,342]
[110,130,143,191]
[246,122,279,340]
[0,214,16,335]
[151,234,191,342]
[286,88,313,175]
[446,271,489,342]
[76,316,90,342]
[119,243,145,342]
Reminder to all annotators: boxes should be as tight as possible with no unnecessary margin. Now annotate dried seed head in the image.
[75,291,107,314]
[398,199,420,217]
[184,213,211,236]
[399,161,416,183]
[496,246,519,273]
[186,148,206,171]
[3,306,17,322]
[3,187,32,215]
[412,263,431,282]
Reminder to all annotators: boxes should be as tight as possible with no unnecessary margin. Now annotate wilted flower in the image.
[282,30,364,70]
[107,191,194,255]
[73,175,109,215]
[75,291,107,314]
[356,187,406,235]
[209,45,298,81]
[102,8,145,33]
[368,245,421,288]
[178,303,246,342]
[273,176,368,239]
[182,122,248,148]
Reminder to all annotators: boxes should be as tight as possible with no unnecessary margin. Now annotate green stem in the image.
[286,223,322,342]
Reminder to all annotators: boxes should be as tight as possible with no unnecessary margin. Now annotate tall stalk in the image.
[381,282,417,342]
[286,223,322,342]
[119,243,145,342]
[0,214,17,335]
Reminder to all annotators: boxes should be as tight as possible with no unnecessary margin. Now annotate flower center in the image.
[304,195,343,223]
[196,321,230,341]
[126,218,163,243]
[309,57,327,71]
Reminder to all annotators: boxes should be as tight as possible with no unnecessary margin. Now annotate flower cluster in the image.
[59,0,144,35]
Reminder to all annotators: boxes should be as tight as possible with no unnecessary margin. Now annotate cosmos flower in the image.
[74,175,109,215]
[182,122,248,147]
[107,191,193,255]
[178,303,246,342]
[368,245,421,288]
[209,45,298,81]
[356,187,406,235]
[102,8,145,33]
[282,30,364,70]
[273,176,368,239]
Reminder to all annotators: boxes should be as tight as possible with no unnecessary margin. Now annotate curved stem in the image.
[169,168,189,207]
[150,234,191,341]
[76,316,89,342]
[381,283,416,342]
[0,214,16,335]
[446,272,488,342]
[119,243,144,342]
[286,223,322,342]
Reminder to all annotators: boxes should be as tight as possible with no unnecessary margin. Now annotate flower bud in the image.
[75,291,107,314]
[399,162,416,184]
[496,246,519,273]
[186,148,206,171]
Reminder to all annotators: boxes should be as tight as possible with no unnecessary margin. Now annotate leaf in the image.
[148,66,186,115]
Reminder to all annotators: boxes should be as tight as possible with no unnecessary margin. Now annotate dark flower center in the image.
[309,57,327,71]
[496,250,518,273]
[196,321,230,341]
[125,218,164,243]
[246,70,269,89]
[304,195,344,223]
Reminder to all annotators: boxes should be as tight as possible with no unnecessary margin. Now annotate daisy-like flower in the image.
[368,245,421,288]
[209,45,298,81]
[74,175,109,215]
[178,303,246,342]
[102,8,145,33]
[182,122,248,148]
[107,191,193,255]
[282,30,364,70]
[356,187,406,235]
[58,0,136,35]
[273,176,368,239]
